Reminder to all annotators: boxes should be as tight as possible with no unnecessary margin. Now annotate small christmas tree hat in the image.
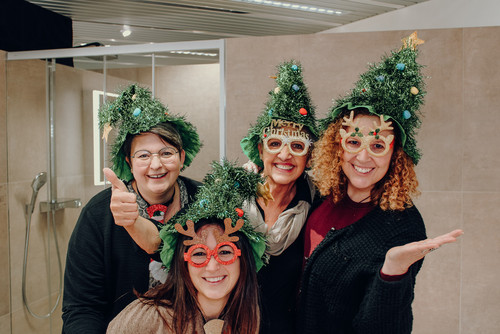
[98,84,202,181]
[159,159,268,271]
[321,31,426,164]
[240,60,318,167]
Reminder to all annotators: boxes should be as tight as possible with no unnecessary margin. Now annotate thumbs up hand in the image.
[104,167,139,227]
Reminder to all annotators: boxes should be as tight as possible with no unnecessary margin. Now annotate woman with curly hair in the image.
[298,33,462,334]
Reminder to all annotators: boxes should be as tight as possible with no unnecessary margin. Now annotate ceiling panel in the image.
[25,0,429,69]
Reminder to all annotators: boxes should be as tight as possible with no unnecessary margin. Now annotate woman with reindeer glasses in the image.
[107,160,266,334]
[298,32,463,334]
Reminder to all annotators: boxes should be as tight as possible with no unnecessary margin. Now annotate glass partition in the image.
[4,39,224,333]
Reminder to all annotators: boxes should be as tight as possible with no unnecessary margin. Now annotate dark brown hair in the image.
[122,122,183,159]
[139,219,260,333]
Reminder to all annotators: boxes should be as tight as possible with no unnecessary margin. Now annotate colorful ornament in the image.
[132,94,137,100]
[268,108,273,116]
[133,108,141,116]
[292,84,300,91]
[362,88,367,93]
[234,181,240,188]
[235,208,244,217]
[199,199,208,208]
[299,108,308,116]
[410,87,419,95]
[396,63,406,71]
[291,64,298,71]
[274,87,280,94]
[403,110,412,119]
[376,75,385,82]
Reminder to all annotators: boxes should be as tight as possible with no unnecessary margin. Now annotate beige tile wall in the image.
[225,27,500,333]
[0,50,11,334]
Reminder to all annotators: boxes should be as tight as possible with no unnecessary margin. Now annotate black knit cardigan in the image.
[298,204,426,334]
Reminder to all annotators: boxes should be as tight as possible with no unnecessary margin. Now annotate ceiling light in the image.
[120,25,132,37]
[169,51,218,57]
[233,0,343,15]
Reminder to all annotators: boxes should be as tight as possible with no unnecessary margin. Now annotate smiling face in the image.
[341,114,394,202]
[187,224,241,310]
[258,125,310,188]
[126,132,185,204]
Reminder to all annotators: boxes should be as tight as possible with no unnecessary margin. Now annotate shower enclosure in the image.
[1,39,225,333]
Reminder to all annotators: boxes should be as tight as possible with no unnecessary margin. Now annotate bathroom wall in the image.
[0,50,11,334]
[224,27,500,333]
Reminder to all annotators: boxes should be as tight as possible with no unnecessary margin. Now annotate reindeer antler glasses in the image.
[175,218,243,267]
[339,111,395,157]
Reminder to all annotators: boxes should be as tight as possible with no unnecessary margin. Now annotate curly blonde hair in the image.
[311,111,420,211]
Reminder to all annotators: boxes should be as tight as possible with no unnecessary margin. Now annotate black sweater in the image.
[62,176,200,334]
[298,205,426,334]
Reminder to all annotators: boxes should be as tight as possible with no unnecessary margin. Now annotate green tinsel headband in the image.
[241,60,318,167]
[98,84,202,181]
[159,160,268,271]
[320,32,426,165]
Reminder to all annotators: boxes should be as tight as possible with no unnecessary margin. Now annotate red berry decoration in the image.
[235,208,244,217]
[299,108,308,116]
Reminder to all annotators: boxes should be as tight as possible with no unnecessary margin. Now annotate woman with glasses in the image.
[107,160,265,334]
[298,33,463,333]
[62,84,202,333]
[239,60,318,333]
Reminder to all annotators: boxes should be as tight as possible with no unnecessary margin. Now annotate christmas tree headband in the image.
[241,60,319,167]
[159,160,268,271]
[98,84,202,181]
[320,31,426,164]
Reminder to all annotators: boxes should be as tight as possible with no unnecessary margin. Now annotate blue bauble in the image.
[403,110,411,119]
[396,63,406,71]
[133,108,141,116]
[292,84,299,91]
[376,75,385,82]
[291,64,298,71]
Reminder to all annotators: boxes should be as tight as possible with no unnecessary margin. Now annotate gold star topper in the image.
[102,123,113,142]
[402,31,424,50]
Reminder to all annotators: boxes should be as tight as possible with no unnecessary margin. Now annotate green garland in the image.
[321,33,426,164]
[241,60,318,167]
[159,160,268,271]
[98,84,202,181]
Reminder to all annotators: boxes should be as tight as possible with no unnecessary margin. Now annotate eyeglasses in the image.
[131,147,178,166]
[341,135,394,157]
[263,134,312,156]
[184,242,241,267]
[339,111,395,157]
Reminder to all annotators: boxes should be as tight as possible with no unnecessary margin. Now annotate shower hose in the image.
[22,182,63,318]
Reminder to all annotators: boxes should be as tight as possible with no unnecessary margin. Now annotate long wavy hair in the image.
[138,219,260,333]
[311,108,420,211]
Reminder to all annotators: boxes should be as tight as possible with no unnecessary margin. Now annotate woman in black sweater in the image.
[299,33,462,334]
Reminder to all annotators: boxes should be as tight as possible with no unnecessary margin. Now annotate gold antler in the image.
[372,115,393,133]
[175,220,204,246]
[214,218,243,244]
[341,110,359,129]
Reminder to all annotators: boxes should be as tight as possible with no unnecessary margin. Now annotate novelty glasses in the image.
[340,111,395,157]
[263,134,312,156]
[131,147,178,166]
[184,242,241,267]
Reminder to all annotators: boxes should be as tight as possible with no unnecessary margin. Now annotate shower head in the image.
[31,172,47,193]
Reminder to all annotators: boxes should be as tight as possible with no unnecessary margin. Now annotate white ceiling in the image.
[26,0,429,68]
